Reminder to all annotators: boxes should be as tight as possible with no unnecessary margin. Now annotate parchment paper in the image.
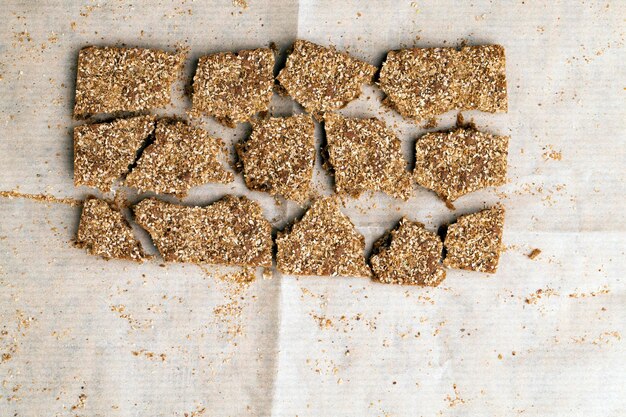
[1,1,625,416]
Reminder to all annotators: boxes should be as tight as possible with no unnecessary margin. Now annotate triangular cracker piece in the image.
[276,197,371,277]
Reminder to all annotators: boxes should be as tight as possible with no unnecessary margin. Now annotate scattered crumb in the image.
[527,248,542,259]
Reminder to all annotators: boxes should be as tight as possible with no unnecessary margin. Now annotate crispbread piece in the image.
[133,196,272,267]
[379,45,507,123]
[277,40,377,119]
[125,119,233,197]
[76,197,147,261]
[443,206,505,273]
[190,48,275,126]
[276,197,371,277]
[73,46,185,118]
[74,115,156,192]
[370,219,445,286]
[324,113,412,200]
[237,114,315,203]
[413,127,509,203]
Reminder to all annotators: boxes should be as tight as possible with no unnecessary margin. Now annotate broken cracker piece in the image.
[379,45,507,123]
[191,48,274,126]
[76,197,147,261]
[125,119,233,196]
[74,46,185,118]
[276,197,371,277]
[74,115,155,192]
[443,206,505,273]
[237,114,315,203]
[324,113,412,200]
[277,40,377,119]
[133,196,272,267]
[370,219,446,286]
[414,127,508,203]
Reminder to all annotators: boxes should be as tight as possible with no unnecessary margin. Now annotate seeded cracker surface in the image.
[276,197,371,277]
[443,206,505,273]
[379,45,507,123]
[133,196,272,267]
[324,113,413,200]
[190,48,274,126]
[370,219,446,286]
[414,127,509,203]
[125,119,233,197]
[74,115,155,192]
[73,46,185,118]
[237,114,315,203]
[76,197,147,261]
[277,40,377,119]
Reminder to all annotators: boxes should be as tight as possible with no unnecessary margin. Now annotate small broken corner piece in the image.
[275,196,371,278]
[190,48,275,126]
[238,114,315,204]
[133,195,272,268]
[443,205,505,274]
[76,196,148,262]
[276,40,377,120]
[73,46,185,118]
[323,113,412,200]
[370,218,446,286]
[379,44,507,123]
[73,115,156,193]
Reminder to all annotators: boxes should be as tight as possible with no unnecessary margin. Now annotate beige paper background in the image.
[1,1,624,416]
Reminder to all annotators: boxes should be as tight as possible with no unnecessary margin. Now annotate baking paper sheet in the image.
[1,1,625,416]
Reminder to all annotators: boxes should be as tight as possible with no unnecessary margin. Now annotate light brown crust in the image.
[190,48,275,126]
[237,114,315,203]
[76,197,147,261]
[125,119,233,197]
[370,219,446,286]
[74,115,156,192]
[414,127,509,203]
[324,113,412,200]
[276,40,377,119]
[73,46,185,118]
[133,196,272,267]
[443,206,505,274]
[275,197,371,277]
[379,45,507,123]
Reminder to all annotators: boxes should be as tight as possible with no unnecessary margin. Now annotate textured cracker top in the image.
[237,114,315,203]
[76,197,147,261]
[191,48,275,126]
[74,115,155,192]
[414,127,509,203]
[277,40,377,119]
[324,113,413,200]
[74,46,185,118]
[370,219,446,286]
[133,196,272,267]
[125,119,233,197]
[276,197,371,277]
[443,206,505,274]
[379,45,507,123]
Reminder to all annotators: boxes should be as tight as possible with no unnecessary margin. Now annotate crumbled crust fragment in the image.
[277,40,377,119]
[414,127,509,203]
[133,196,272,267]
[443,206,505,273]
[74,46,185,118]
[237,114,315,203]
[276,197,371,277]
[74,115,155,192]
[190,48,275,126]
[379,45,507,123]
[370,219,446,286]
[76,197,147,261]
[125,119,233,197]
[324,113,412,200]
